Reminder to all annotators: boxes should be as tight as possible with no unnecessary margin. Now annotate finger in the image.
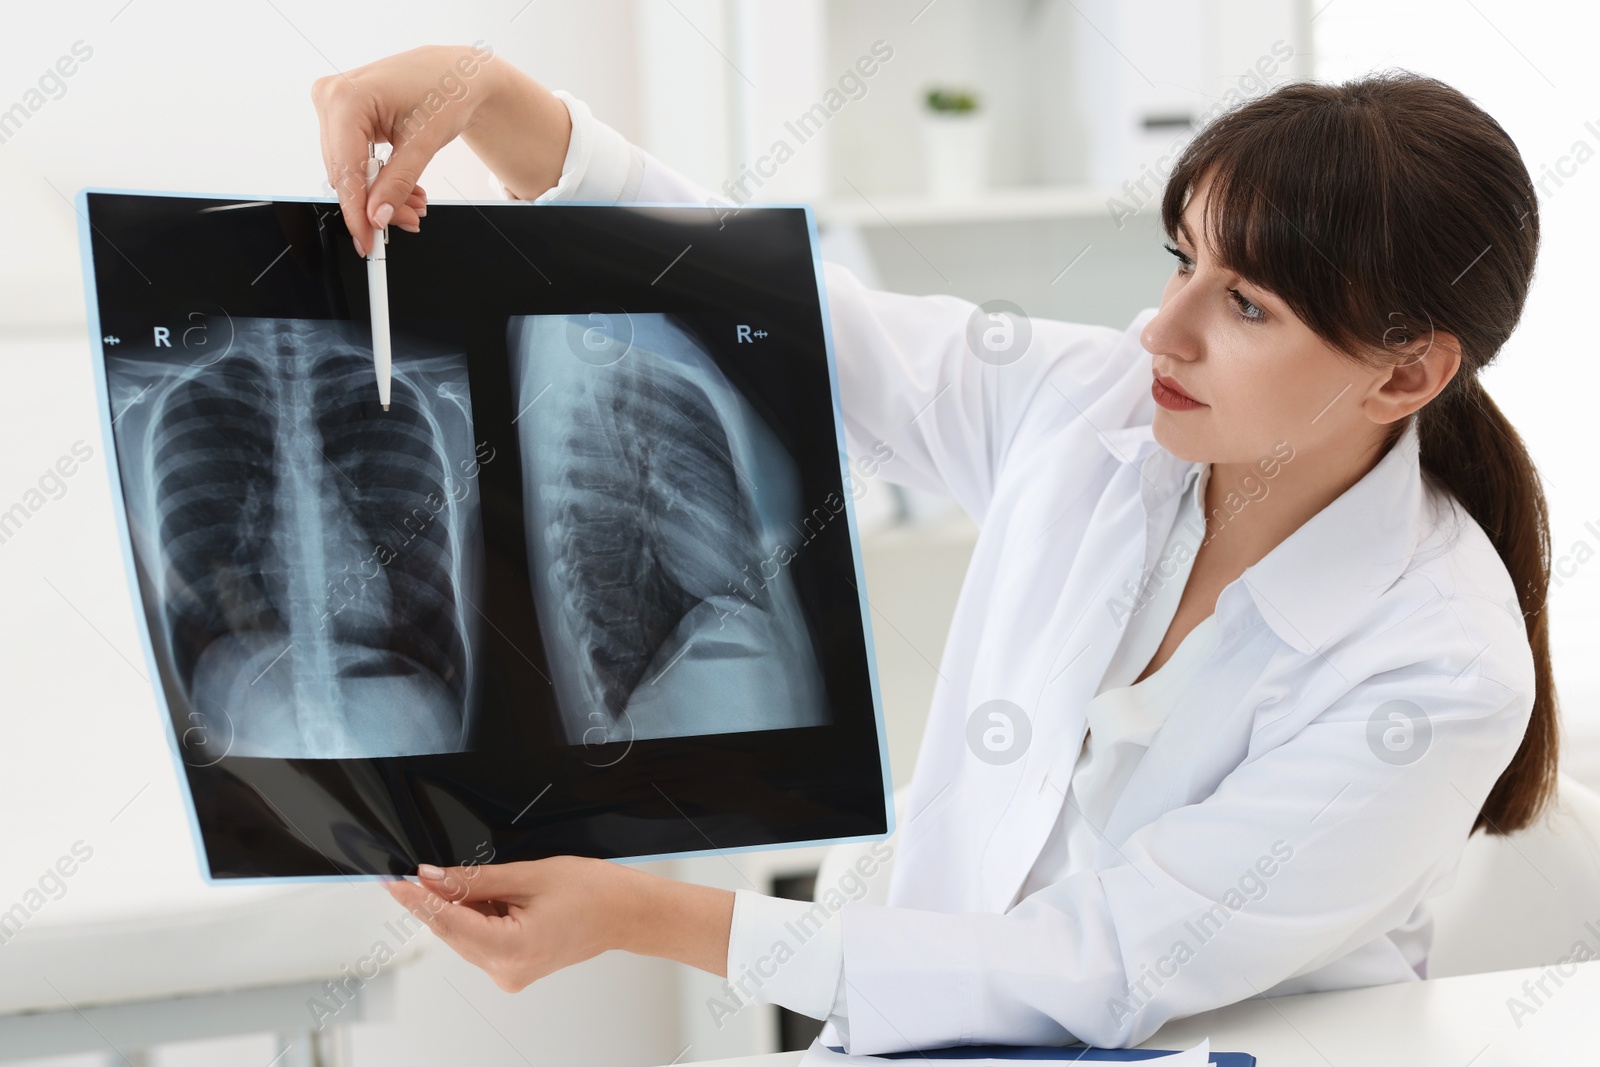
[386,877,501,951]
[392,880,496,917]
[388,203,422,231]
[323,105,376,256]
[460,898,507,918]
[418,860,537,904]
[367,124,449,233]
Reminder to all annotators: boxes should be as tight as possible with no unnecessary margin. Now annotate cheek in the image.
[1246,339,1349,431]
[1217,336,1305,415]
[1256,349,1303,398]
[1279,345,1352,409]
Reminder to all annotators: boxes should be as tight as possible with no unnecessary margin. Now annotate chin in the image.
[1151,416,1207,462]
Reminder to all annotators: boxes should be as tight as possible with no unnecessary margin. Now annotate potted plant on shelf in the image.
[920,86,989,198]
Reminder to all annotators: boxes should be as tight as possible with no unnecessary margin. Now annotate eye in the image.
[1228,288,1265,323]
[1165,242,1267,323]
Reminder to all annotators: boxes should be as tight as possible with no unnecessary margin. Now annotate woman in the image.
[313,45,1558,1053]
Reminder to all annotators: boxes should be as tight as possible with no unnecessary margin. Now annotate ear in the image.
[1366,327,1462,423]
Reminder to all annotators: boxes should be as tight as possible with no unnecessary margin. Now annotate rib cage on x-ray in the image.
[107,318,483,759]
[508,314,830,744]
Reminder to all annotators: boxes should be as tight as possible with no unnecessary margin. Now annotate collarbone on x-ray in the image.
[108,317,483,760]
[508,313,830,745]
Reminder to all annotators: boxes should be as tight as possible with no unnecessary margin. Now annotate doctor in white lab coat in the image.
[331,48,1558,1054]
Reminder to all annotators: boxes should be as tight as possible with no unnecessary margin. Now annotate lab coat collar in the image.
[1096,417,1426,658]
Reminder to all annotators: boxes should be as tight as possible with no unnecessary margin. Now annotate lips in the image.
[1154,371,1200,403]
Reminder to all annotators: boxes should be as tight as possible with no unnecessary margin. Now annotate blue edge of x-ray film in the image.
[75,187,897,886]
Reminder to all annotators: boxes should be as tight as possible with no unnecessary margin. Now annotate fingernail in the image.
[397,222,420,233]
[352,234,363,256]
[373,202,394,228]
[418,863,445,880]
[416,206,427,217]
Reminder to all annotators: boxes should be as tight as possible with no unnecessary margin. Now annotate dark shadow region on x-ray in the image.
[106,317,485,759]
[508,313,831,745]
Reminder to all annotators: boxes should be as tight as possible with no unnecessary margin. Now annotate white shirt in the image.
[718,457,1217,1038]
[511,91,1538,1055]
[1020,459,1217,905]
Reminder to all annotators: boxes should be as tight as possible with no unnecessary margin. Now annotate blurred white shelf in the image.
[815,184,1121,228]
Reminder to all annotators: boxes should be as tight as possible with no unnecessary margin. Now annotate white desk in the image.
[0,882,422,1065]
[680,960,1600,1066]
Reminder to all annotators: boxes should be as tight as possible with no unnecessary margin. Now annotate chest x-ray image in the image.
[106,317,484,760]
[508,313,831,744]
[81,190,890,880]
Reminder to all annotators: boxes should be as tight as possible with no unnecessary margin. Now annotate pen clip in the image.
[366,140,389,247]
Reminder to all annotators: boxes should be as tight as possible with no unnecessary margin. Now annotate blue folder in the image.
[824,1045,1253,1065]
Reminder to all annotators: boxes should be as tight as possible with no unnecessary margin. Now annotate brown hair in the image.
[1159,70,1556,835]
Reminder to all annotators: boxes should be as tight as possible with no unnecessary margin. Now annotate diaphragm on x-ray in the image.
[508,313,830,745]
[106,317,484,759]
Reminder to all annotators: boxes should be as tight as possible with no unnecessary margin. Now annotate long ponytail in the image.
[1415,373,1557,833]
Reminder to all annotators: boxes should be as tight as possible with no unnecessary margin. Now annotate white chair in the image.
[1427,771,1600,977]
[816,774,1600,982]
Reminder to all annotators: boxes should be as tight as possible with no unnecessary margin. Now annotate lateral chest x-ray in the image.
[508,313,828,747]
[78,192,891,881]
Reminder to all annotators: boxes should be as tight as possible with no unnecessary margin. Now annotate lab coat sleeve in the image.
[494,90,1137,525]
[490,90,644,204]
[723,889,848,1024]
[831,666,1534,1054]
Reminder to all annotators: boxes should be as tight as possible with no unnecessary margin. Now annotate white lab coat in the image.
[519,91,1538,1054]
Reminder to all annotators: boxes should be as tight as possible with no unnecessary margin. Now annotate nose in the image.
[1139,284,1202,364]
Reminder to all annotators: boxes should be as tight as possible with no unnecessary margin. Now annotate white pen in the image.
[365,141,392,411]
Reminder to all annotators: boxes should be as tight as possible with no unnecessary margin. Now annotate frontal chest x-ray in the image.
[106,318,484,760]
[80,192,891,880]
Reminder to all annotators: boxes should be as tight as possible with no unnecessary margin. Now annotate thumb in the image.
[367,126,446,230]
[418,860,532,904]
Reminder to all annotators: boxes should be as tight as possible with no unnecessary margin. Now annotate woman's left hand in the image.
[384,856,735,991]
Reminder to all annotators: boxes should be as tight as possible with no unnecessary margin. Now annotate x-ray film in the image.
[77,190,893,881]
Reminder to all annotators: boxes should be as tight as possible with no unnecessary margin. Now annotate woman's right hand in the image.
[311,43,573,255]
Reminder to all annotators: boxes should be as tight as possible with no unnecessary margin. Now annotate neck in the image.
[1200,435,1392,569]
